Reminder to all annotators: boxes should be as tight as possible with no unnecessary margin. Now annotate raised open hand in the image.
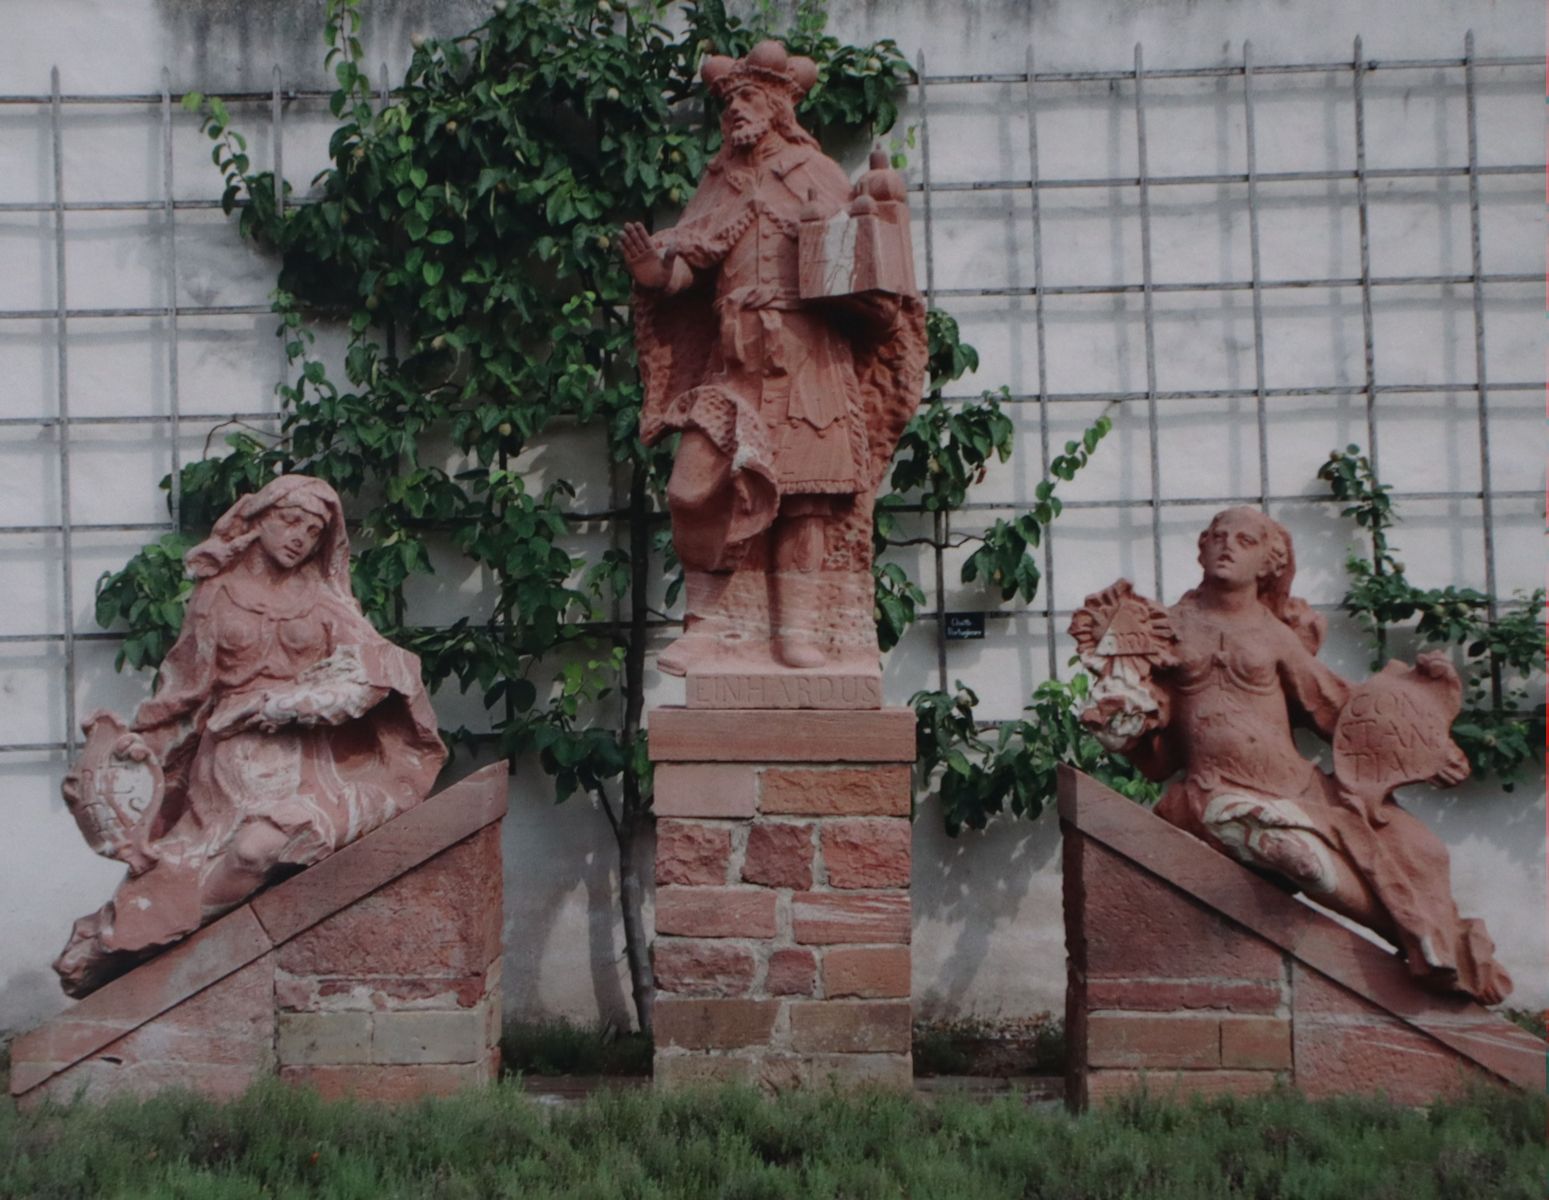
[618,221,672,290]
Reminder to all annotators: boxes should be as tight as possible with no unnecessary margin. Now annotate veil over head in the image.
[184,475,353,600]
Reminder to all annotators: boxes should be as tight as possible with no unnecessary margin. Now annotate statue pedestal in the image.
[649,706,915,1091]
[1059,767,1542,1108]
[11,765,507,1108]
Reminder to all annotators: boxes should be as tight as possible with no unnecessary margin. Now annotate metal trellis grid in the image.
[0,35,1540,755]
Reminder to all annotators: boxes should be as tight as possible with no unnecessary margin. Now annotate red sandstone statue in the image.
[1071,507,1512,1005]
[620,40,926,677]
[55,476,446,997]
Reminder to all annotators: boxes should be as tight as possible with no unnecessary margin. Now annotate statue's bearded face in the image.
[724,85,776,149]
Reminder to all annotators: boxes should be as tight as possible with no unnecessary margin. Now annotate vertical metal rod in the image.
[161,69,182,529]
[1242,42,1270,510]
[1462,30,1502,706]
[379,64,396,364]
[1351,37,1379,475]
[272,66,287,391]
[916,53,937,335]
[271,65,285,216]
[1132,44,1164,596]
[1025,45,1058,678]
[50,67,77,752]
[917,51,948,692]
[1350,36,1387,663]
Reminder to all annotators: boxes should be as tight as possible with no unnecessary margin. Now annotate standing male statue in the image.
[620,40,925,681]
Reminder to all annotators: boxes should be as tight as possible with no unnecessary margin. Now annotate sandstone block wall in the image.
[650,707,915,1090]
[271,820,504,1102]
[1060,768,1545,1108]
[11,766,507,1108]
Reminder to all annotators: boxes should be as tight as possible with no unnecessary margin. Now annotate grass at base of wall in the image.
[500,1018,653,1077]
[4,1077,1544,1200]
[499,1015,1072,1078]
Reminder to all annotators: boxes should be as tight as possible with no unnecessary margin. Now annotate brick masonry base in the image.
[1060,767,1545,1108]
[649,706,915,1091]
[11,764,508,1108]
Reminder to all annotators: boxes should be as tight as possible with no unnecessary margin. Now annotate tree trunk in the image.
[613,807,654,1038]
[616,461,656,1037]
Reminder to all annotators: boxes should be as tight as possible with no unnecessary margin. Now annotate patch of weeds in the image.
[912,1021,975,1075]
[912,1013,1065,1076]
[501,1018,652,1077]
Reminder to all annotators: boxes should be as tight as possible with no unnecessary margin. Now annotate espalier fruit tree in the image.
[96,0,1125,1033]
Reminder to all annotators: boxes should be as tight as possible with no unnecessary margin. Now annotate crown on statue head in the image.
[701,40,818,101]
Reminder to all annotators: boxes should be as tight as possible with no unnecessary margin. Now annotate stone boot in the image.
[774,571,827,669]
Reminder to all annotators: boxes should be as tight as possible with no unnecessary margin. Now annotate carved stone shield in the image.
[63,711,163,867]
[1069,579,1177,679]
[1333,654,1468,822]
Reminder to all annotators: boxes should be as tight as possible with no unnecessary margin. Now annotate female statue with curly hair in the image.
[1073,507,1512,1005]
[56,475,445,996]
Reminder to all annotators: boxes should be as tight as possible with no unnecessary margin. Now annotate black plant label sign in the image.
[945,612,986,641]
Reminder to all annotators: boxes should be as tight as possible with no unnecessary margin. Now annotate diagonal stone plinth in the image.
[1059,767,1545,1107]
[11,762,507,1106]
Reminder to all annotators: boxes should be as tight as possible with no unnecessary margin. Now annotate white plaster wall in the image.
[0,0,1542,1035]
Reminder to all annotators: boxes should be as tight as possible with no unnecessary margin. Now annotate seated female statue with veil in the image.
[55,475,446,997]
